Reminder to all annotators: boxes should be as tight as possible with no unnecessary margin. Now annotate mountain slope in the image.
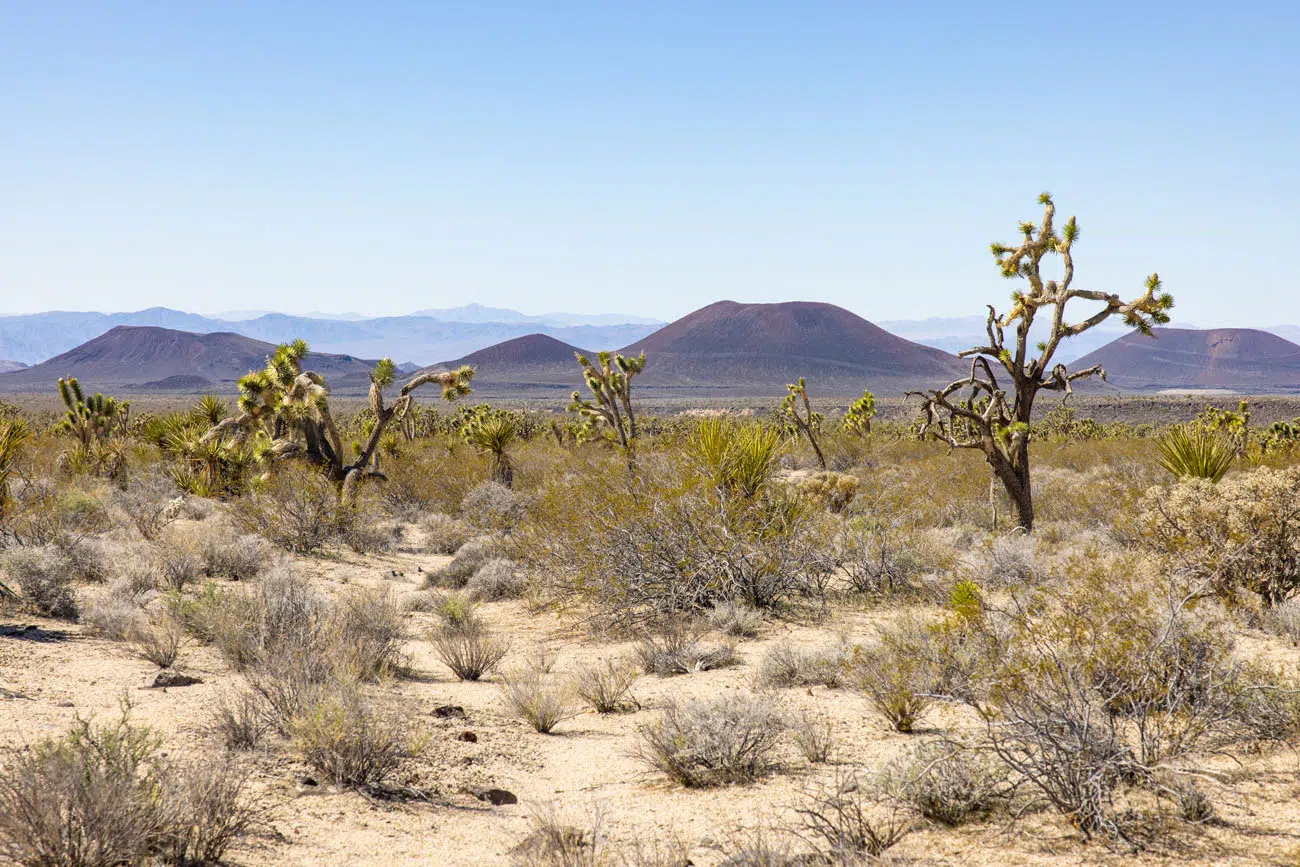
[617,300,962,393]
[0,326,379,393]
[1072,327,1300,391]
[415,333,590,394]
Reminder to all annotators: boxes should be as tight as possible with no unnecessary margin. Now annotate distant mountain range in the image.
[1073,327,1300,392]
[0,305,664,368]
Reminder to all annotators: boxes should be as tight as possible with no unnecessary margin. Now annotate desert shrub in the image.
[428,590,479,630]
[427,536,497,589]
[230,463,342,553]
[525,466,836,624]
[847,621,939,733]
[336,585,409,679]
[981,534,1039,587]
[513,803,607,867]
[113,474,183,541]
[289,682,410,788]
[338,510,401,555]
[197,531,270,581]
[81,579,151,640]
[792,713,834,763]
[573,658,638,713]
[1,481,112,548]
[1140,466,1300,605]
[156,758,259,867]
[461,481,525,531]
[792,773,914,860]
[755,641,849,689]
[877,742,1007,826]
[129,616,185,669]
[835,516,932,597]
[431,620,510,681]
[153,534,202,592]
[706,600,763,637]
[0,709,256,867]
[419,512,473,555]
[500,668,578,734]
[379,443,485,518]
[210,691,270,751]
[798,471,861,513]
[465,558,527,600]
[634,623,738,676]
[56,536,114,584]
[637,693,784,787]
[1,545,79,618]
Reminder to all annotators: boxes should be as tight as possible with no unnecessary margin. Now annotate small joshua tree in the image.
[780,378,826,470]
[203,341,473,503]
[569,351,646,455]
[842,389,876,438]
[56,377,129,447]
[464,412,518,488]
[912,193,1173,530]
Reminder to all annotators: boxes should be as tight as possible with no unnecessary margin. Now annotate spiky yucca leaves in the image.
[569,350,646,455]
[464,413,518,488]
[779,378,826,470]
[0,416,30,518]
[842,389,876,438]
[1157,424,1235,483]
[202,340,474,503]
[55,377,129,448]
[688,418,783,498]
[913,194,1174,531]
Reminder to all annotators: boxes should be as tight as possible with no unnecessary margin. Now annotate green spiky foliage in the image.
[779,377,826,470]
[1196,400,1251,457]
[1156,424,1236,483]
[688,417,783,498]
[464,412,519,487]
[913,193,1174,531]
[0,416,31,519]
[202,340,474,502]
[55,377,129,448]
[569,350,646,455]
[842,389,876,438]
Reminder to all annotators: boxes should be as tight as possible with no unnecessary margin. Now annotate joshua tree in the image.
[779,378,826,470]
[464,412,519,487]
[203,341,474,502]
[55,377,129,447]
[911,193,1173,530]
[569,351,646,454]
[842,389,876,438]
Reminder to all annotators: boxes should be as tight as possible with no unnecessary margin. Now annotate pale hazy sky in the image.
[2,2,1296,324]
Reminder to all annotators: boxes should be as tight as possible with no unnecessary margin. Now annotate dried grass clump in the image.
[153,534,203,592]
[230,463,342,553]
[0,545,79,618]
[288,682,411,787]
[210,690,270,751]
[982,533,1039,587]
[793,773,914,860]
[500,667,578,734]
[431,620,510,681]
[635,624,738,676]
[755,641,850,689]
[637,693,784,787]
[848,622,938,733]
[792,712,834,764]
[461,481,526,531]
[706,600,763,638]
[129,616,185,669]
[419,512,474,555]
[573,658,639,713]
[465,558,527,601]
[81,579,151,640]
[877,742,1007,826]
[1263,597,1300,644]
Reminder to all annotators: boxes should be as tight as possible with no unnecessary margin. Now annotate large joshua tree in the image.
[203,340,474,502]
[912,193,1173,531]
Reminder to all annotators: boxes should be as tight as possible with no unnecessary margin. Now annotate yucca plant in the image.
[464,413,518,487]
[1157,423,1235,483]
[0,416,30,518]
[688,418,783,498]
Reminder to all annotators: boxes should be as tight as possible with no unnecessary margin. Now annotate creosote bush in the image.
[573,658,639,713]
[465,558,527,600]
[0,545,79,618]
[634,623,738,676]
[419,512,473,555]
[637,693,784,787]
[431,619,511,681]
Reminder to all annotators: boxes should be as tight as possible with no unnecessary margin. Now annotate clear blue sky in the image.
[2,2,1296,324]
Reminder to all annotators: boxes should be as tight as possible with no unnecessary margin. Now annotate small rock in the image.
[432,704,466,719]
[457,731,478,743]
[474,788,517,806]
[149,670,202,689]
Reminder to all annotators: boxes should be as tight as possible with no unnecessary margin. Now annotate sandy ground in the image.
[4,541,1300,866]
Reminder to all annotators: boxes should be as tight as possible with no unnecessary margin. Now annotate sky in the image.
[2,2,1297,325]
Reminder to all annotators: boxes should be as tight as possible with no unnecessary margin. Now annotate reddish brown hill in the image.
[1073,327,1300,392]
[0,326,379,393]
[617,300,962,393]
[415,333,591,394]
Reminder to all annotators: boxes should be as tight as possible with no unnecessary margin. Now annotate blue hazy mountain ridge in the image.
[0,306,664,367]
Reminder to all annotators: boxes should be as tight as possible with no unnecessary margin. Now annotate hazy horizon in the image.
[4,3,1296,325]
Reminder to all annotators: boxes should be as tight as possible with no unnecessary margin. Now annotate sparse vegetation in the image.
[637,693,785,787]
